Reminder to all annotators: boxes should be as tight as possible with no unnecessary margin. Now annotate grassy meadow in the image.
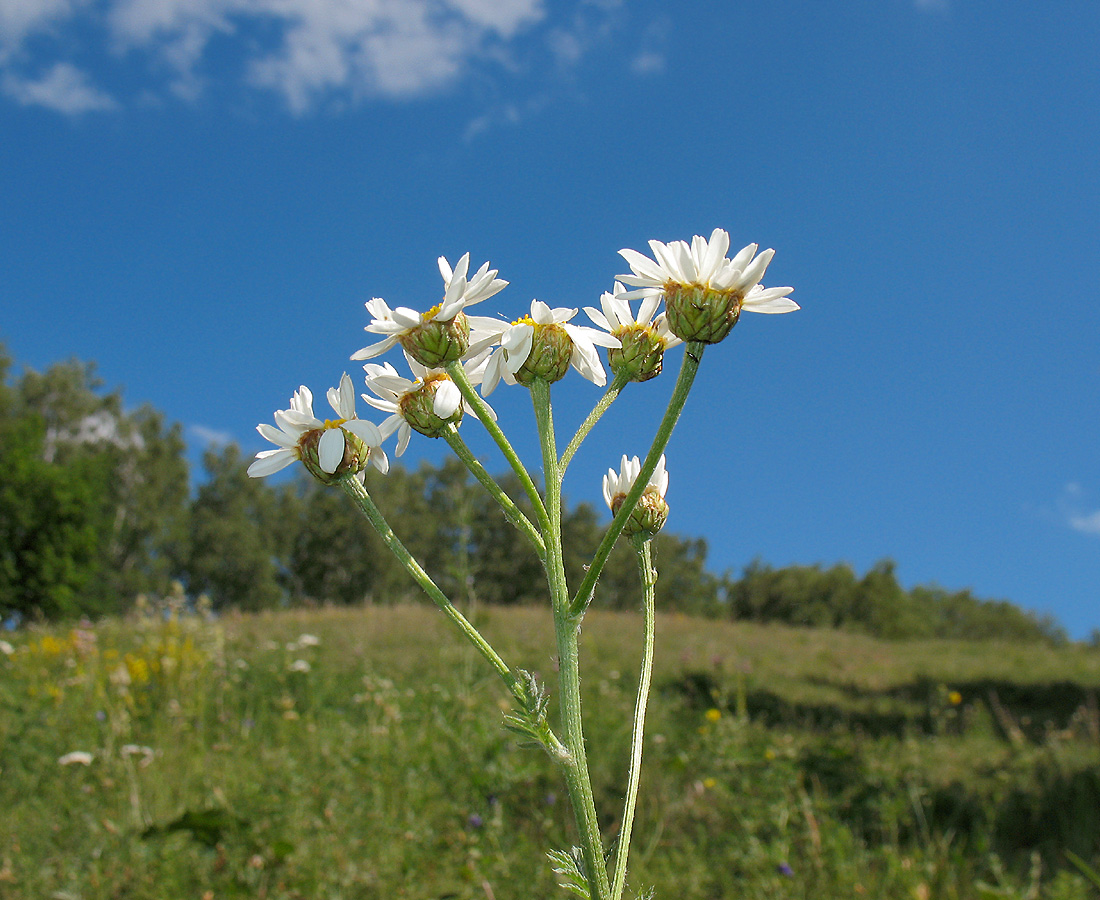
[3,602,1100,899]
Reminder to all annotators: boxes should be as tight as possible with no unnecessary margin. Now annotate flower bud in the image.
[397,374,463,438]
[607,324,666,382]
[611,486,670,538]
[297,424,376,485]
[603,455,670,538]
[398,310,471,368]
[513,321,573,386]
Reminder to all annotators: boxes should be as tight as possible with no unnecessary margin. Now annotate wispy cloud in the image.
[1070,511,1100,537]
[629,15,668,77]
[190,424,234,447]
[1062,482,1100,538]
[0,0,550,114]
[2,62,118,113]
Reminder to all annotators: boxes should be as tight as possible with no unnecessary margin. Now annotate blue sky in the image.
[2,0,1098,636]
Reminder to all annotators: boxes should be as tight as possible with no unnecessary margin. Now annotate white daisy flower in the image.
[480,300,622,396]
[618,229,797,343]
[362,352,494,456]
[351,253,507,366]
[583,282,682,382]
[602,454,670,538]
[248,373,388,481]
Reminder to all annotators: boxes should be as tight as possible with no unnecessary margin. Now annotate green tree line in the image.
[0,345,1066,643]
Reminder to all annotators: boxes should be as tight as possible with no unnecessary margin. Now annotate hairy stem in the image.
[442,424,546,560]
[530,378,611,900]
[570,342,705,617]
[339,474,523,705]
[445,360,550,533]
[611,534,657,900]
[559,369,629,475]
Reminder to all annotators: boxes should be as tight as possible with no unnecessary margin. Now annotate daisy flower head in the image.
[618,228,797,345]
[480,300,622,396]
[602,454,670,538]
[584,282,683,383]
[351,253,508,369]
[248,373,389,484]
[362,352,494,456]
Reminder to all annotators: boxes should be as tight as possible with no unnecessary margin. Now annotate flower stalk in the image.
[445,358,551,534]
[531,376,612,900]
[569,341,705,617]
[611,533,658,900]
[338,474,525,707]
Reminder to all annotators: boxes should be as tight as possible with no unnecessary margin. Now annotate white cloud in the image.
[1070,511,1100,537]
[2,62,117,113]
[190,424,234,446]
[1,0,548,113]
[629,50,663,75]
[0,0,90,54]
[1062,483,1100,538]
[628,16,667,77]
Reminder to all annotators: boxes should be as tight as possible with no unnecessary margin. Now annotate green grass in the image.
[2,604,1100,899]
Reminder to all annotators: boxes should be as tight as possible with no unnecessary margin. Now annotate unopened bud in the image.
[608,325,666,382]
[398,310,471,368]
[398,374,463,438]
[298,425,375,485]
[514,322,573,386]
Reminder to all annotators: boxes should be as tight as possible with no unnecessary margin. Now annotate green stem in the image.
[442,424,546,560]
[611,535,657,900]
[530,378,611,900]
[559,369,629,475]
[570,342,705,616]
[338,474,523,705]
[446,360,550,533]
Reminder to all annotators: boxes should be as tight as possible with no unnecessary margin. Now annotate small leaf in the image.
[548,847,590,900]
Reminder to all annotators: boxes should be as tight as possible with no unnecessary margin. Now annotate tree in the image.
[0,346,190,618]
[186,444,283,611]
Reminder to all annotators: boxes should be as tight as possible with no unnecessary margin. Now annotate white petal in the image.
[343,418,383,446]
[736,248,775,292]
[742,295,800,314]
[437,255,454,283]
[530,300,554,324]
[390,307,422,329]
[618,247,667,282]
[566,324,621,348]
[351,335,399,361]
[257,422,299,449]
[396,421,412,456]
[376,413,404,440]
[637,293,660,327]
[433,380,462,418]
[248,448,298,477]
[452,252,470,283]
[362,394,399,413]
[503,327,534,373]
[649,240,684,282]
[317,428,346,474]
[481,350,505,396]
[729,243,758,273]
[585,305,613,332]
[699,228,730,282]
